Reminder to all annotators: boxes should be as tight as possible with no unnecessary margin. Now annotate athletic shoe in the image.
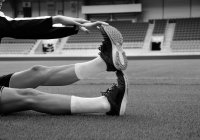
[98,25,128,71]
[101,70,128,116]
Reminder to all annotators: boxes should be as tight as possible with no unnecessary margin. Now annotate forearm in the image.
[52,15,80,26]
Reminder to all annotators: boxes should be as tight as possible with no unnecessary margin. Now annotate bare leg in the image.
[10,64,78,88]
[0,87,110,115]
[9,56,107,88]
[0,87,71,114]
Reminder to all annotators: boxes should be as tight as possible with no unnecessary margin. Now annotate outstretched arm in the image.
[52,15,109,33]
[2,15,108,39]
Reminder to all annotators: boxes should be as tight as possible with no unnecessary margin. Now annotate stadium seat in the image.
[0,38,36,54]
[171,18,200,51]
[152,19,167,35]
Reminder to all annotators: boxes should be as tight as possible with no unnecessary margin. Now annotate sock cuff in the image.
[74,63,84,80]
[71,96,76,114]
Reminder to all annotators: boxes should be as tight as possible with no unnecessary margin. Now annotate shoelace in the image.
[101,83,117,96]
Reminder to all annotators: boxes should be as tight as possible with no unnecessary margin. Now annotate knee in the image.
[31,65,48,73]
[30,65,50,78]
[29,65,50,85]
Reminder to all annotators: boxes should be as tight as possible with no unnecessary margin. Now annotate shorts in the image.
[0,73,13,87]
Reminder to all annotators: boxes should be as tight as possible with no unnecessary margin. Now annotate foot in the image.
[101,70,128,116]
[98,25,128,71]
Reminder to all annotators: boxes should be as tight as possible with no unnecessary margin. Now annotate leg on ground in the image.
[0,87,110,115]
[9,56,107,88]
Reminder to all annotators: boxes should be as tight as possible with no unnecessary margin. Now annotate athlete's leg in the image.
[9,56,107,88]
[0,71,128,116]
[0,87,110,115]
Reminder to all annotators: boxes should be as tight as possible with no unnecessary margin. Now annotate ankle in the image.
[101,96,111,112]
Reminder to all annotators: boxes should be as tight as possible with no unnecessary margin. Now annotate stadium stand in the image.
[109,21,148,49]
[64,26,103,49]
[1,38,36,44]
[152,19,167,35]
[171,18,200,52]
[171,40,200,52]
[1,18,200,54]
[0,38,36,54]
[64,21,149,50]
[109,21,148,42]
[173,18,200,40]
[88,14,110,22]
[67,29,103,44]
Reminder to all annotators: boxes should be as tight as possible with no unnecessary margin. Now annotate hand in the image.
[53,16,109,33]
[79,21,109,33]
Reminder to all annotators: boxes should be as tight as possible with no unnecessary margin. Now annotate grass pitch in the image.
[1,59,200,140]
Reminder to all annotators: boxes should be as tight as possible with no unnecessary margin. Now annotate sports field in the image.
[1,58,200,140]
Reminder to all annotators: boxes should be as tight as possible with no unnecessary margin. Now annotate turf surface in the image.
[1,59,200,140]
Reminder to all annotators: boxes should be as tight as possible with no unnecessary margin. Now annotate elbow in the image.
[52,15,63,24]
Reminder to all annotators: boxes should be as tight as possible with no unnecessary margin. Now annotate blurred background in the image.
[0,0,200,57]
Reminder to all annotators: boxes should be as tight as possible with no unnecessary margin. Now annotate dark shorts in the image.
[0,73,13,87]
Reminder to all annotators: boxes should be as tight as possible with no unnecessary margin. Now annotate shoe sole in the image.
[119,71,129,116]
[102,25,128,70]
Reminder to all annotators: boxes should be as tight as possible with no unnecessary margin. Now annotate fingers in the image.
[87,21,109,27]
[66,17,87,26]
[77,21,109,33]
[73,18,108,27]
[66,18,83,26]
[96,21,109,26]
[80,26,90,33]
[81,21,109,28]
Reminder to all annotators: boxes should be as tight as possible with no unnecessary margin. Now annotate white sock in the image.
[74,56,107,79]
[71,96,110,114]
